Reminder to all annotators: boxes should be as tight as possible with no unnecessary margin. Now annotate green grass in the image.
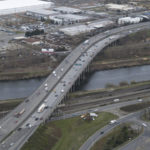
[69,80,150,99]
[21,112,117,150]
[91,123,140,150]
[0,98,23,111]
[120,102,150,112]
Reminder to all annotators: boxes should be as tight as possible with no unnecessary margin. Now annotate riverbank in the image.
[1,29,150,81]
[1,80,150,114]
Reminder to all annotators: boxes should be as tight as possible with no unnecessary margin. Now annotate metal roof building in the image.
[53,7,82,14]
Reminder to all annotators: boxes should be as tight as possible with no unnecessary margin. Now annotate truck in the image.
[15,108,25,118]
[84,40,89,44]
[37,103,46,113]
[110,120,117,124]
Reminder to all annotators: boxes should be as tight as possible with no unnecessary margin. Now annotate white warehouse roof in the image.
[53,6,82,14]
[60,20,114,36]
[0,0,53,15]
[27,9,58,16]
[106,3,135,11]
[51,14,89,21]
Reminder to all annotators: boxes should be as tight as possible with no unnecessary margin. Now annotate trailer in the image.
[37,103,46,113]
[15,108,25,118]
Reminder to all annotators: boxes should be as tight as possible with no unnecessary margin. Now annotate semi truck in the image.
[37,103,46,113]
[14,108,25,118]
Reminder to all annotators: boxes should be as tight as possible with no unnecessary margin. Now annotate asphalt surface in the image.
[1,22,150,150]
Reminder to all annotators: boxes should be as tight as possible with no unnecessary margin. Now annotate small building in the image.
[53,6,82,14]
[41,48,54,53]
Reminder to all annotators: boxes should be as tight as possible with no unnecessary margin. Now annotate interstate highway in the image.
[1,22,150,150]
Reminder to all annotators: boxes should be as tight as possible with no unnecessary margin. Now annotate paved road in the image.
[1,22,150,150]
[79,111,143,150]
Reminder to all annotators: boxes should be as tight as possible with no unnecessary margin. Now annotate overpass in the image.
[1,22,150,150]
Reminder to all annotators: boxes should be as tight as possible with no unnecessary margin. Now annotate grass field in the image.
[21,112,117,150]
[91,123,140,150]
[0,98,23,111]
[120,102,150,112]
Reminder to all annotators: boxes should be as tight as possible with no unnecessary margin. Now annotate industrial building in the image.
[118,17,143,25]
[26,9,58,20]
[0,0,53,15]
[106,3,136,11]
[53,7,82,14]
[50,14,90,25]
[60,20,114,36]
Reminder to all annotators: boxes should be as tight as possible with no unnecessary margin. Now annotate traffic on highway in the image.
[1,22,150,150]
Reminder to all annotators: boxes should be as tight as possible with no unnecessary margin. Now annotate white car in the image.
[110,120,117,124]
[113,99,120,102]
[61,68,64,72]
[61,89,64,93]
[142,123,147,127]
[44,83,48,87]
[10,142,14,146]
[138,99,143,102]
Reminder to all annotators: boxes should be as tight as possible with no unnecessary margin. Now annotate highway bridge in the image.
[1,22,150,150]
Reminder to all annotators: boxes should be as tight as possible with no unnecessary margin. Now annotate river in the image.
[1,65,150,100]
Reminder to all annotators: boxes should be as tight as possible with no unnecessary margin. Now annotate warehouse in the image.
[53,7,82,14]
[118,17,143,25]
[60,20,114,36]
[26,9,58,20]
[50,14,90,25]
[106,3,135,11]
[0,0,53,15]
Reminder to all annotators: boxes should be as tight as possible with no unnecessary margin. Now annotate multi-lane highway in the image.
[1,22,150,150]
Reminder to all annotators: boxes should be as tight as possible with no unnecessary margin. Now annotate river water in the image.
[1,65,150,100]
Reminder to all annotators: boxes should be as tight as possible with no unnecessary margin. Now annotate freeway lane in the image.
[1,22,150,149]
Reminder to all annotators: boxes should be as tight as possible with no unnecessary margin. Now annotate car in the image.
[25,99,29,103]
[61,89,64,93]
[17,127,22,131]
[100,131,104,134]
[61,68,64,72]
[10,142,14,146]
[28,124,32,128]
[1,141,5,145]
[44,83,48,87]
[55,94,58,97]
[57,76,60,79]
[113,99,119,102]
[142,123,147,127]
[15,120,18,124]
[110,120,117,124]
[52,71,56,74]
[40,117,43,120]
[45,106,49,109]
[138,99,143,102]
[35,117,39,121]
[26,123,30,127]
[44,99,47,102]
[45,87,48,92]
